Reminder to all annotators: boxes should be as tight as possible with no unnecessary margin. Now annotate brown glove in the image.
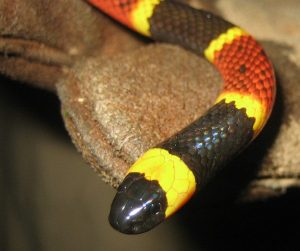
[1,0,299,201]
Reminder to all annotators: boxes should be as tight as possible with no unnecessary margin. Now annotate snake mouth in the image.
[109,172,167,234]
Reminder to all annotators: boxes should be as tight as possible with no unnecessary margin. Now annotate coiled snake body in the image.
[87,0,276,234]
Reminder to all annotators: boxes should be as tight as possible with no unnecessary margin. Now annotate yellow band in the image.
[204,27,248,62]
[131,0,161,36]
[128,148,196,217]
[216,92,267,133]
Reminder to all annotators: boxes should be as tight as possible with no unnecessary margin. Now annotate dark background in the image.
[1,77,300,251]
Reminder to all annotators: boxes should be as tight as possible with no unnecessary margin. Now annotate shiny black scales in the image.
[149,0,234,55]
[159,100,255,188]
[109,172,167,234]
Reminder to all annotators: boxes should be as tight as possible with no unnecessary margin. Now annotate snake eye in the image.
[109,173,167,234]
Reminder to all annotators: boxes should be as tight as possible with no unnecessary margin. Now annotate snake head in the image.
[109,172,167,234]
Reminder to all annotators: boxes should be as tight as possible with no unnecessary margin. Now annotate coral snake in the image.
[87,0,276,234]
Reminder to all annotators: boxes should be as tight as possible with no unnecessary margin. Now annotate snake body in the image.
[88,0,276,234]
